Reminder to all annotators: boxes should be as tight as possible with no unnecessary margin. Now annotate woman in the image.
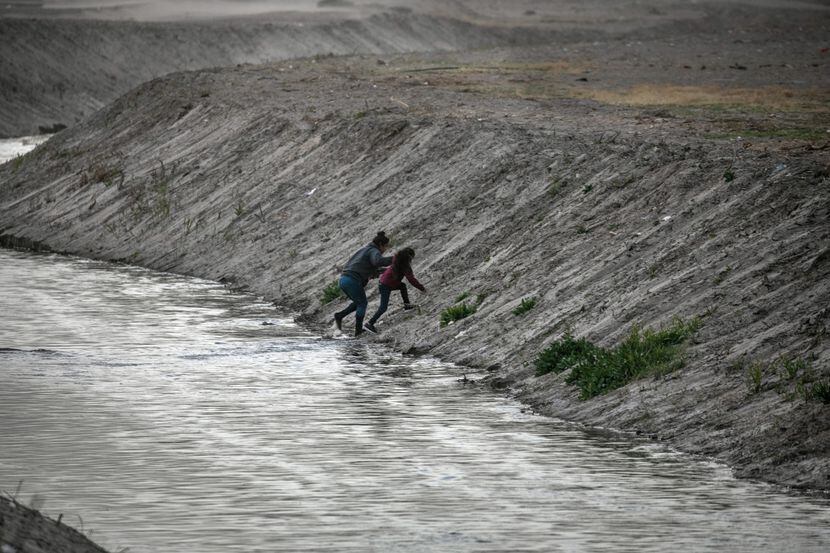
[365,247,426,334]
[334,231,392,336]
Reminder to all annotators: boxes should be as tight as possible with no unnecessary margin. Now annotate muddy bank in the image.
[0,495,109,553]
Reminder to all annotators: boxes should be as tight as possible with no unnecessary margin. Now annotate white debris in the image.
[662,215,672,222]
[304,188,317,197]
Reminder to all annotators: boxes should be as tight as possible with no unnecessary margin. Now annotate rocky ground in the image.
[1,0,829,550]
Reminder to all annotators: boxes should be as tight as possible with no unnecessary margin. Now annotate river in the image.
[1,137,829,552]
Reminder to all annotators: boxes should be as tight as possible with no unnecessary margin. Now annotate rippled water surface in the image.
[1,249,829,552]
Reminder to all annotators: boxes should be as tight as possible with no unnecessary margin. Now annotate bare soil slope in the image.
[0,6,554,137]
[1,0,829,495]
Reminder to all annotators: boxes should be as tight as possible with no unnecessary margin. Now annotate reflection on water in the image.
[1,249,829,553]
[0,135,50,164]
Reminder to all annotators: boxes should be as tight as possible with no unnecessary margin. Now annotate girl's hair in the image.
[372,231,390,247]
[392,247,415,278]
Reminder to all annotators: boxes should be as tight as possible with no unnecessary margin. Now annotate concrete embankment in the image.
[1,54,828,490]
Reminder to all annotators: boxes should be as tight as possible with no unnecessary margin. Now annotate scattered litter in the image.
[662,215,672,222]
[304,188,317,197]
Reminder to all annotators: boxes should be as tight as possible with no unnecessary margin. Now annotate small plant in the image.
[440,302,476,327]
[723,168,735,182]
[547,179,561,196]
[780,356,807,380]
[512,297,537,316]
[320,281,344,305]
[746,361,764,394]
[536,332,600,376]
[576,225,589,235]
[12,154,24,172]
[582,184,593,194]
[234,200,246,217]
[805,380,830,404]
[455,291,470,303]
[535,317,701,399]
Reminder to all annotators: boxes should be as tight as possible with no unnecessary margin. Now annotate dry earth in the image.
[1,1,830,551]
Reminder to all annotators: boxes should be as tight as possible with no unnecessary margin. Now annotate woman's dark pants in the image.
[336,274,367,334]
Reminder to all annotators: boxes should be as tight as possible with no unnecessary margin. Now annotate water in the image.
[2,254,830,552]
[2,138,830,552]
[0,135,49,164]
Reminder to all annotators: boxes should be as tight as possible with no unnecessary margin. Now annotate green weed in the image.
[746,361,764,394]
[512,297,537,316]
[723,169,735,182]
[547,179,561,196]
[535,317,702,399]
[455,291,470,303]
[320,281,344,305]
[440,302,477,327]
[234,200,246,218]
[805,380,830,404]
[780,356,807,380]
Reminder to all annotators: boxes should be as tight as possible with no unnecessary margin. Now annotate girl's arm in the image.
[404,269,426,292]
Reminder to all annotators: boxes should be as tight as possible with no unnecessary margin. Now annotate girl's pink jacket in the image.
[379,256,425,291]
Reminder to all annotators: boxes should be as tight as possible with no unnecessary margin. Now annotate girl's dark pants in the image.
[336,274,367,333]
[368,283,409,326]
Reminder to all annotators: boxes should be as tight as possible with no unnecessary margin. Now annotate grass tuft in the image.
[806,380,830,404]
[320,281,344,305]
[440,302,477,327]
[746,361,764,394]
[535,317,701,399]
[512,297,537,316]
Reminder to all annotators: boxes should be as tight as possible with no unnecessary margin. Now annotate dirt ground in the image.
[1,0,829,550]
[0,495,108,553]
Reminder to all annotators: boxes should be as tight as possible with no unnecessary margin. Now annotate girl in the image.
[334,231,392,336]
[365,247,426,334]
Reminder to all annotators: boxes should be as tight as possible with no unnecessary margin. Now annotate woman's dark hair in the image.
[372,231,390,247]
[392,247,415,278]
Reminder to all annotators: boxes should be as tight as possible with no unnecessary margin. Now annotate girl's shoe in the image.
[364,322,379,334]
[403,303,418,310]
